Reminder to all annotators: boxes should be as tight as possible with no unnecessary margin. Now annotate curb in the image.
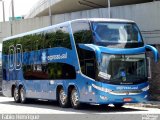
[141,104,160,109]
[127,102,160,109]
[141,102,160,109]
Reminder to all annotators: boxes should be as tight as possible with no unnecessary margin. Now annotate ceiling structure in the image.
[25,0,153,18]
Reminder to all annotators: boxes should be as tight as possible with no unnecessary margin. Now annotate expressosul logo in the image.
[47,53,67,61]
[116,86,138,90]
[42,52,47,63]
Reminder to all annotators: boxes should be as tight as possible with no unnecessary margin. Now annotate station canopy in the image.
[26,0,152,18]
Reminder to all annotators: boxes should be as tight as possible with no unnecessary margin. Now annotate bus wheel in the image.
[70,88,81,109]
[20,87,27,104]
[114,104,124,108]
[58,89,69,108]
[13,87,20,103]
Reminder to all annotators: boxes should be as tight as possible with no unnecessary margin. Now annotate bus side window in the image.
[48,63,76,80]
[77,47,97,79]
[22,35,34,52]
[36,32,45,50]
[45,28,56,48]
[23,63,76,80]
[55,26,72,49]
[72,21,93,44]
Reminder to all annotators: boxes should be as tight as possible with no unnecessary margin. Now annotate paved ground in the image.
[0,96,160,114]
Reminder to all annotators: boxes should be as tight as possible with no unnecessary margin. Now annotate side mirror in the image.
[145,45,159,62]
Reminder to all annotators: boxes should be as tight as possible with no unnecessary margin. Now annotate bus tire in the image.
[58,88,70,108]
[13,87,20,103]
[114,104,124,108]
[19,86,28,104]
[70,88,81,109]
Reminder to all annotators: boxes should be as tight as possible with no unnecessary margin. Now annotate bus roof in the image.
[3,18,135,41]
[71,18,135,23]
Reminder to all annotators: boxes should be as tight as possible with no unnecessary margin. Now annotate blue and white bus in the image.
[2,18,158,109]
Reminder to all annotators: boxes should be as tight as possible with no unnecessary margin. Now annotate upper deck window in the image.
[92,22,142,43]
[71,21,93,44]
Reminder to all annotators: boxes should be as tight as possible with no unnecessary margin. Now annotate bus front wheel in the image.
[20,86,28,104]
[58,88,70,108]
[13,87,20,103]
[70,88,81,109]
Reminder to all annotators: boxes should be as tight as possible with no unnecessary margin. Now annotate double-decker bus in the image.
[2,18,158,109]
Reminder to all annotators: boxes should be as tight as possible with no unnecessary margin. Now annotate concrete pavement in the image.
[0,96,160,114]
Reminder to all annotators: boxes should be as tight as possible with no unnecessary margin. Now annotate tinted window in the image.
[45,29,56,48]
[55,26,72,49]
[3,41,9,55]
[3,26,72,55]
[23,63,76,80]
[22,35,34,52]
[72,22,93,44]
[77,47,97,79]
[44,26,72,49]
[31,32,45,51]
[92,22,142,43]
[3,39,16,55]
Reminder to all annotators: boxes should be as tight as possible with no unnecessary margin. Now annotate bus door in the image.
[83,58,97,102]
[84,59,96,79]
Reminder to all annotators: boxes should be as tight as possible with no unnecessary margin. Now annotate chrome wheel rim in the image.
[71,90,79,106]
[59,90,67,105]
[14,88,19,101]
[20,88,25,102]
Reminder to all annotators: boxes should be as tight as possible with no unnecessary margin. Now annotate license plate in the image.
[123,98,132,102]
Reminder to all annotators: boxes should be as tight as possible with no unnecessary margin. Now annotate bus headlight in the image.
[141,86,149,91]
[92,84,112,93]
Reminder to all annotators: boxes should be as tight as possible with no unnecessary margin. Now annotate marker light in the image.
[100,95,108,100]
[142,86,149,91]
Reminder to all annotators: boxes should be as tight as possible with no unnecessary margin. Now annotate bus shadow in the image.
[80,104,147,113]
[0,99,148,113]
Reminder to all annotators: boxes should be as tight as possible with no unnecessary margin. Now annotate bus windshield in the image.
[98,53,147,85]
[92,22,142,43]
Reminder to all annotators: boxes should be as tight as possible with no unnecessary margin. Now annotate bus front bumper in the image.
[95,92,148,105]
[91,83,149,105]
